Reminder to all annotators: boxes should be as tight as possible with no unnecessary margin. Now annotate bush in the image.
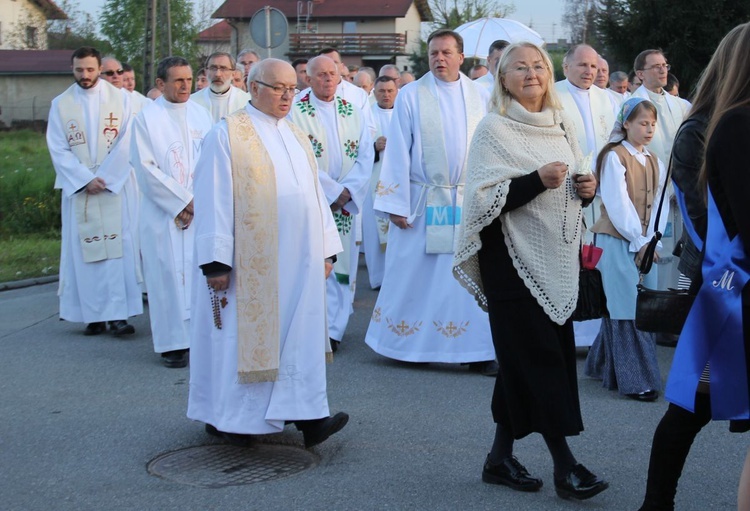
[0,130,61,237]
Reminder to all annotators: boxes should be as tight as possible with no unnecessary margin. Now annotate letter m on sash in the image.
[426,206,462,226]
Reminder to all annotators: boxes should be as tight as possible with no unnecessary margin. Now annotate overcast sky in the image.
[74,0,567,42]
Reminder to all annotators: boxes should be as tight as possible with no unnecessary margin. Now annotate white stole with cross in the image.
[57,83,124,262]
[417,73,483,253]
[291,93,362,284]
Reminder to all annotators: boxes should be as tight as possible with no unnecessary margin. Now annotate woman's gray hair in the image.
[488,42,562,115]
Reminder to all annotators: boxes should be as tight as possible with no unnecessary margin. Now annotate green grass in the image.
[0,130,60,281]
[0,129,61,237]
[0,234,60,282]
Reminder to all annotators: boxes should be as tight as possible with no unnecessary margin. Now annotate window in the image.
[26,26,37,48]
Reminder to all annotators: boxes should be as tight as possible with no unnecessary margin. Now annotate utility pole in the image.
[143,0,173,93]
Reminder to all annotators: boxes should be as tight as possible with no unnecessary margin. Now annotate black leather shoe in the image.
[554,463,609,500]
[468,360,499,377]
[84,322,106,336]
[109,320,135,337]
[298,412,349,448]
[626,390,659,402]
[161,349,189,368]
[482,455,543,491]
[329,338,340,353]
[204,423,255,447]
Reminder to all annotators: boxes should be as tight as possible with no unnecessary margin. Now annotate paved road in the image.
[0,260,745,510]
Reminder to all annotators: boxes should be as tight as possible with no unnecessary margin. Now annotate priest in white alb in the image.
[361,75,398,289]
[291,55,374,352]
[188,59,348,447]
[131,57,213,368]
[190,52,251,124]
[47,46,142,337]
[364,30,497,374]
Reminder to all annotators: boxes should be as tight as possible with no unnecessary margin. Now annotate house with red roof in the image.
[210,0,431,71]
[197,19,232,59]
[0,0,69,127]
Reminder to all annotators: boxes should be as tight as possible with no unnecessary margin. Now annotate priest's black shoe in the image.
[297,412,349,448]
[482,455,543,491]
[204,423,255,447]
[161,349,189,368]
[554,463,609,500]
[468,360,499,377]
[329,338,340,353]
[84,322,106,336]
[109,320,135,337]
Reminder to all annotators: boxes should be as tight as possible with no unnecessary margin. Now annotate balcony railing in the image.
[288,33,406,56]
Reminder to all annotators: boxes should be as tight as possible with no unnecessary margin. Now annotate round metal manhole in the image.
[148,444,319,488]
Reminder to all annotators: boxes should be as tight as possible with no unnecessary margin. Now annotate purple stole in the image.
[665,188,750,419]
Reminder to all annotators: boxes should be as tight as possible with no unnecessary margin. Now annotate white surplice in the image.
[297,79,377,138]
[128,90,151,115]
[131,97,212,353]
[291,93,374,342]
[188,104,342,434]
[190,85,251,124]
[361,103,394,289]
[47,80,143,324]
[364,73,496,363]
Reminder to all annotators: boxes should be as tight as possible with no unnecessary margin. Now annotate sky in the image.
[73,0,567,43]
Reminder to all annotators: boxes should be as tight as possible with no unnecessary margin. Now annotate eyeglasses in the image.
[507,65,548,75]
[102,69,124,76]
[255,80,299,96]
[207,65,234,73]
[642,63,671,71]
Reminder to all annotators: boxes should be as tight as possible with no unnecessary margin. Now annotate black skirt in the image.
[479,217,584,439]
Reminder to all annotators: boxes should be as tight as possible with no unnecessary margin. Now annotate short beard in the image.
[209,81,230,94]
[76,76,98,90]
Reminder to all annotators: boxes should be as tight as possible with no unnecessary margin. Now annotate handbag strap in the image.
[639,153,672,275]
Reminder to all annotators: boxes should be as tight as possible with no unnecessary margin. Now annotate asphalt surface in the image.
[0,259,745,511]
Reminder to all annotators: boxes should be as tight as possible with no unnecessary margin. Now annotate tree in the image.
[595,0,750,95]
[429,0,515,30]
[46,0,113,52]
[408,0,516,78]
[100,0,201,90]
[563,0,602,47]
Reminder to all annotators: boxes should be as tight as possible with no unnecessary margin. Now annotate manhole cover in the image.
[148,444,319,488]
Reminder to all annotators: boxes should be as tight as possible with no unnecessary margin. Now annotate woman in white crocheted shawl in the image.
[453,42,608,501]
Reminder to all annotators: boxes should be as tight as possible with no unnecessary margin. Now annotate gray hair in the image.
[237,49,260,60]
[610,71,628,83]
[205,51,236,70]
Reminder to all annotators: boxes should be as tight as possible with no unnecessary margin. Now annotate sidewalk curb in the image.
[0,275,59,291]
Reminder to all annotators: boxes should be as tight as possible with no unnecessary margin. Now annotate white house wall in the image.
[0,0,49,50]
[0,75,73,126]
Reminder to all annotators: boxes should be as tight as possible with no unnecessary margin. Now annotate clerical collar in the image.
[565,79,590,95]
[209,86,231,97]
